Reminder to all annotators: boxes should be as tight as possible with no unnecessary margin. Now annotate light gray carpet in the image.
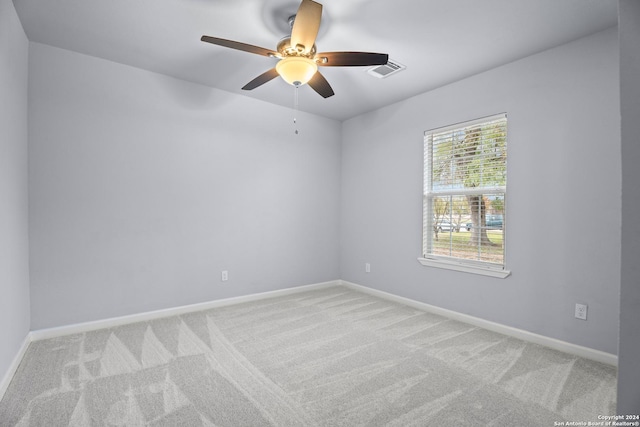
[0,286,616,426]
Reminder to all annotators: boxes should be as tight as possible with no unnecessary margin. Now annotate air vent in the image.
[367,59,406,79]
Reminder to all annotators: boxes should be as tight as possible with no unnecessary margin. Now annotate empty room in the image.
[1,0,639,424]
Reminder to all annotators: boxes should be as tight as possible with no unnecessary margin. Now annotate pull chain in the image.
[293,83,299,135]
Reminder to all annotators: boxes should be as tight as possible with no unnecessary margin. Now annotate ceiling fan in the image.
[201,0,389,98]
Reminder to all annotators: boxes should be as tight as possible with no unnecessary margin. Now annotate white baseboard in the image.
[340,280,618,366]
[0,334,31,402]
[30,280,340,341]
[8,276,615,400]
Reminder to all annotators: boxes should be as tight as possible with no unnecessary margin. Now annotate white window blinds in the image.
[423,113,507,270]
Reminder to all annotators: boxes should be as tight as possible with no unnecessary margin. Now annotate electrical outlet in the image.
[365,263,371,273]
[575,303,587,320]
[221,270,228,282]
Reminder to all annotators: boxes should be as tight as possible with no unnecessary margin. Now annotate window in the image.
[419,114,510,278]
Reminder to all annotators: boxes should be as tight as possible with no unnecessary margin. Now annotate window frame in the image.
[418,113,511,278]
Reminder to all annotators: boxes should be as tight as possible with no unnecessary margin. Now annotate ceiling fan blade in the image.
[201,36,278,58]
[317,52,389,67]
[308,71,334,98]
[290,0,322,54]
[242,68,280,91]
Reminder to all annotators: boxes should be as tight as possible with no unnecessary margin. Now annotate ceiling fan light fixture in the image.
[201,0,388,98]
[276,56,318,86]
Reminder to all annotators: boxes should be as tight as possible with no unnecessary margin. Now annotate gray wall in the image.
[340,28,621,355]
[617,0,640,413]
[28,43,342,329]
[0,0,30,384]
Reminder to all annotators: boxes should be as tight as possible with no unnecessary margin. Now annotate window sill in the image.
[417,257,511,278]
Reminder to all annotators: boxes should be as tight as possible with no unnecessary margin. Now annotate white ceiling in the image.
[13,0,618,121]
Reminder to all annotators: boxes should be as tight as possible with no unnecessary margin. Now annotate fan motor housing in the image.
[277,37,317,58]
